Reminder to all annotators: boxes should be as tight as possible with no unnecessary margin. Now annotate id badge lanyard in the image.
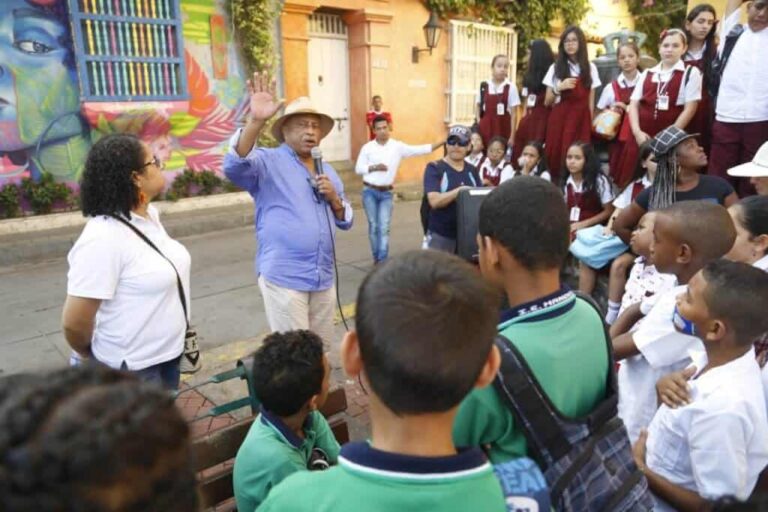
[654,72,672,120]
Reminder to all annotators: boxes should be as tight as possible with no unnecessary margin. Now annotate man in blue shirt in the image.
[224,72,353,347]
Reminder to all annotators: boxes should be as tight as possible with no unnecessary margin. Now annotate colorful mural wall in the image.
[0,0,246,189]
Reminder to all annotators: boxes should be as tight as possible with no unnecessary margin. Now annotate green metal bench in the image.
[182,357,351,511]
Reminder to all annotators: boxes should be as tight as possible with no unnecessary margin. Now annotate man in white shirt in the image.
[632,260,768,511]
[355,116,442,263]
[710,0,768,196]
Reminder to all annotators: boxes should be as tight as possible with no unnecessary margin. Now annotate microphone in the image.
[311,147,324,176]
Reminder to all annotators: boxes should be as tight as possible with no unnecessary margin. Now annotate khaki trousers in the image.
[258,275,336,348]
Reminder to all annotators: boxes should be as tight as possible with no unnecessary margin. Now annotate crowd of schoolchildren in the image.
[2,1,768,511]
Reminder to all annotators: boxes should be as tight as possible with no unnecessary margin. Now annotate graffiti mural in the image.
[0,0,246,189]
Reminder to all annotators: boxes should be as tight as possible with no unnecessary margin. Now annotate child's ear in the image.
[678,242,693,264]
[308,394,320,411]
[474,343,501,389]
[341,331,363,378]
[704,318,728,343]
[755,234,768,256]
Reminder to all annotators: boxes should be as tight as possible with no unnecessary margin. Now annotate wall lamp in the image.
[412,11,442,63]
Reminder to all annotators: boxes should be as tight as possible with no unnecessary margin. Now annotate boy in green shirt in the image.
[233,330,339,511]
[452,176,610,463]
[260,250,509,511]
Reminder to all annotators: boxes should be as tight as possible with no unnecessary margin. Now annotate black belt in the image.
[364,183,393,192]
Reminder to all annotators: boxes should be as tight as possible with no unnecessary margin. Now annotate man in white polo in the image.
[355,115,442,263]
[728,141,768,196]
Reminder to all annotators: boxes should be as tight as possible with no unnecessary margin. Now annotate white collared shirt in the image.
[67,205,190,370]
[629,60,702,106]
[542,62,602,90]
[754,254,768,272]
[647,348,768,509]
[617,285,702,442]
[355,138,433,187]
[565,174,614,204]
[613,175,652,209]
[500,165,551,183]
[716,9,768,122]
[478,158,511,182]
[597,72,640,109]
[475,79,522,110]
[465,153,484,168]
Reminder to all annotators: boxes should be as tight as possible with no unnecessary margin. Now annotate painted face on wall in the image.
[0,0,82,153]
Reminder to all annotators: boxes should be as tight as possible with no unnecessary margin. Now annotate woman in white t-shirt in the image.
[62,134,191,390]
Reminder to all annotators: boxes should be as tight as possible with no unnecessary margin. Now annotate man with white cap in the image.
[223,72,353,347]
[728,141,768,196]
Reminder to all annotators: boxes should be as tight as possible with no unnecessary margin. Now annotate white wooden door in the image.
[308,14,350,161]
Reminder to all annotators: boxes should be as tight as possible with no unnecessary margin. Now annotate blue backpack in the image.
[492,294,654,511]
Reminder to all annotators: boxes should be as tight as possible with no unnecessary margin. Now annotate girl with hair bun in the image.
[476,54,521,149]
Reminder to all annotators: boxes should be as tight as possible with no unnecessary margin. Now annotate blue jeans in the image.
[362,187,393,262]
[122,356,181,390]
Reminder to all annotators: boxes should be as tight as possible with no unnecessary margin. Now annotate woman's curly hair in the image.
[0,364,197,512]
[80,134,147,217]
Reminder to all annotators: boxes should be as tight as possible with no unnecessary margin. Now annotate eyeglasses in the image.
[446,137,470,147]
[140,156,165,171]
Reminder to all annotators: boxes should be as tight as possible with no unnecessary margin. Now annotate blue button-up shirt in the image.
[224,133,353,292]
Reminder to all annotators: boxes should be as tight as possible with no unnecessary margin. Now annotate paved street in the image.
[0,199,424,376]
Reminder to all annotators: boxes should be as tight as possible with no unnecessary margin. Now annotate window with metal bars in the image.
[68,0,188,101]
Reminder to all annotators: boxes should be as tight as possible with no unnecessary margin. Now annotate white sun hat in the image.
[728,142,768,178]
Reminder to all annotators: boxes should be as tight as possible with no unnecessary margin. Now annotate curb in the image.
[0,193,254,267]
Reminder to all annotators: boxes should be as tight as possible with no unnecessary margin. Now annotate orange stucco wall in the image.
[280,0,450,184]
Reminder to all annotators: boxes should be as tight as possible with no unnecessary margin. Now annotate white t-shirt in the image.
[617,285,703,442]
[613,175,652,209]
[67,205,191,370]
[500,166,551,183]
[597,72,640,110]
[565,174,614,204]
[355,138,433,187]
[542,62,602,90]
[475,79,521,110]
[629,61,702,106]
[716,9,768,122]
[618,257,677,319]
[647,348,768,509]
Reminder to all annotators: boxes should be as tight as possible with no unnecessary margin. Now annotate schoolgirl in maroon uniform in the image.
[596,42,642,188]
[615,29,702,190]
[512,39,554,164]
[476,55,521,148]
[683,4,717,158]
[543,26,602,181]
[562,142,615,232]
[562,142,616,293]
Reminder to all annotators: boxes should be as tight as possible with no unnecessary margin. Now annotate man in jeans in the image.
[355,116,442,263]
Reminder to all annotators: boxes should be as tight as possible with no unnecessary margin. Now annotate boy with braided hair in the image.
[0,364,197,512]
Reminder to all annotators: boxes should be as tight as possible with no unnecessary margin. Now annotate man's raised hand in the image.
[247,72,283,122]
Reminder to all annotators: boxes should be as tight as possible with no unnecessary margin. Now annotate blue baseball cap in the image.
[446,125,471,145]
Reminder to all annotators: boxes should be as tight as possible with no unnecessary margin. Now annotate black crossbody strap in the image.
[493,335,572,466]
[110,214,189,329]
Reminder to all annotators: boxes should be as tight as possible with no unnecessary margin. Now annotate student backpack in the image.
[709,24,745,100]
[492,293,654,512]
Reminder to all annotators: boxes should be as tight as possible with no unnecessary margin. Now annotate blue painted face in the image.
[0,0,81,153]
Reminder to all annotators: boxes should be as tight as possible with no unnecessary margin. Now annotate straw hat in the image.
[270,97,334,143]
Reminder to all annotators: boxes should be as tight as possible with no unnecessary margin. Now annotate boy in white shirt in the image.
[610,201,736,443]
[632,259,768,510]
